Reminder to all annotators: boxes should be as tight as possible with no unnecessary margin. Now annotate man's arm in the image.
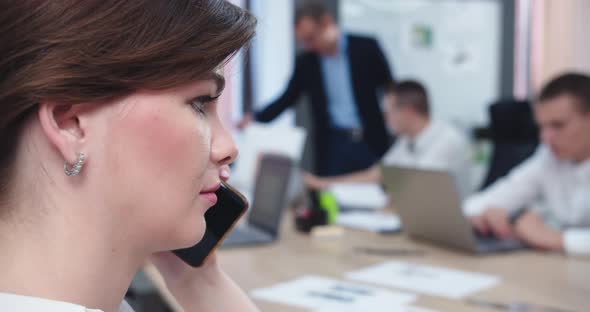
[514,211,590,255]
[463,147,546,239]
[463,147,546,217]
[513,210,564,250]
[254,55,308,122]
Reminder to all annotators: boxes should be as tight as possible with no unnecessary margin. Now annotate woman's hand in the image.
[150,252,221,292]
[150,252,259,312]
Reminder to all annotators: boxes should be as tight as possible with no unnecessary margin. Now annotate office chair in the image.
[480,99,539,190]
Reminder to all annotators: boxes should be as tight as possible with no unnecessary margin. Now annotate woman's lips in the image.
[199,192,218,206]
[200,183,220,206]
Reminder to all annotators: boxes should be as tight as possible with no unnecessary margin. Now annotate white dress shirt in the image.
[463,146,590,255]
[381,120,472,197]
[0,292,135,312]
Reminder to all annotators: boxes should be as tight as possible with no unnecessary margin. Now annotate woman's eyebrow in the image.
[207,72,225,95]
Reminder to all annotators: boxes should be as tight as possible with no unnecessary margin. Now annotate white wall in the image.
[218,0,245,130]
[250,0,295,126]
[341,0,502,128]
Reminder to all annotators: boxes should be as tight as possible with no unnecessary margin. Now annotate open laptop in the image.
[381,165,525,254]
[221,154,293,247]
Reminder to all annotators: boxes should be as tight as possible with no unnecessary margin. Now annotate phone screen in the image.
[173,182,248,267]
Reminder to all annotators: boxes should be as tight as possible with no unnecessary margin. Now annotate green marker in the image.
[319,191,339,224]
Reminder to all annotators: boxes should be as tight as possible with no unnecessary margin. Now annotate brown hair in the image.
[295,1,331,25]
[385,80,430,117]
[537,72,590,113]
[0,0,256,200]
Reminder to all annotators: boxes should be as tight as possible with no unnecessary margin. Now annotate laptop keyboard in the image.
[473,229,526,251]
[474,231,499,243]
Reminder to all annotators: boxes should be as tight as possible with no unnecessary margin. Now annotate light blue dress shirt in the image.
[320,34,361,129]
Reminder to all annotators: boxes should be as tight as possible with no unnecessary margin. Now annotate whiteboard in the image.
[341,0,502,126]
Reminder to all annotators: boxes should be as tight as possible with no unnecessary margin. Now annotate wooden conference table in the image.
[145,213,590,312]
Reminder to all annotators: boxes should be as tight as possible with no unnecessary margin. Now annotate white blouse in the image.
[0,292,135,312]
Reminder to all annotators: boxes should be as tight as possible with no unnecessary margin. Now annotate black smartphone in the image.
[173,182,248,267]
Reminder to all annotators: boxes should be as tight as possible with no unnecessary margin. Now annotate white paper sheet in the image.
[251,275,416,310]
[232,123,306,192]
[346,261,500,299]
[330,183,388,210]
[337,212,401,233]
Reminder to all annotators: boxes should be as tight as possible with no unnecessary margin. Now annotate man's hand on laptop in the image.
[470,208,514,240]
[514,211,564,251]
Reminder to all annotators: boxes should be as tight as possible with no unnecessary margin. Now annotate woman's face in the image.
[87,74,237,252]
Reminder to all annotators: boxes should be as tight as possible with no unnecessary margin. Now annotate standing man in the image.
[239,1,393,176]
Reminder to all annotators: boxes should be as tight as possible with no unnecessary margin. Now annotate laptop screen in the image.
[249,155,292,235]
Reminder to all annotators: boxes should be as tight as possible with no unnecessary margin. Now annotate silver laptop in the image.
[381,165,525,254]
[222,154,292,247]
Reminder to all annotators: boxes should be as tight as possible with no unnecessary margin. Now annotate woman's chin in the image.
[172,216,207,250]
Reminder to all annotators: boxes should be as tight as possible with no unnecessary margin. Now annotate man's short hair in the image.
[538,72,590,113]
[385,80,430,117]
[295,1,331,25]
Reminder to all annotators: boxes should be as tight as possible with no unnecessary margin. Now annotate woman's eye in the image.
[190,94,220,115]
[191,98,207,115]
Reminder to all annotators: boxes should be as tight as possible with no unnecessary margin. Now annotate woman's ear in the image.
[37,102,88,165]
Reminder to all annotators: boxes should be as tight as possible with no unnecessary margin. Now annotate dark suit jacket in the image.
[255,34,393,169]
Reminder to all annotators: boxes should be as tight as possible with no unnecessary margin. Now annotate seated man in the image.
[464,73,590,255]
[305,80,472,197]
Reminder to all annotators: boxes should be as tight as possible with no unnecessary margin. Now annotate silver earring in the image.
[64,152,86,177]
